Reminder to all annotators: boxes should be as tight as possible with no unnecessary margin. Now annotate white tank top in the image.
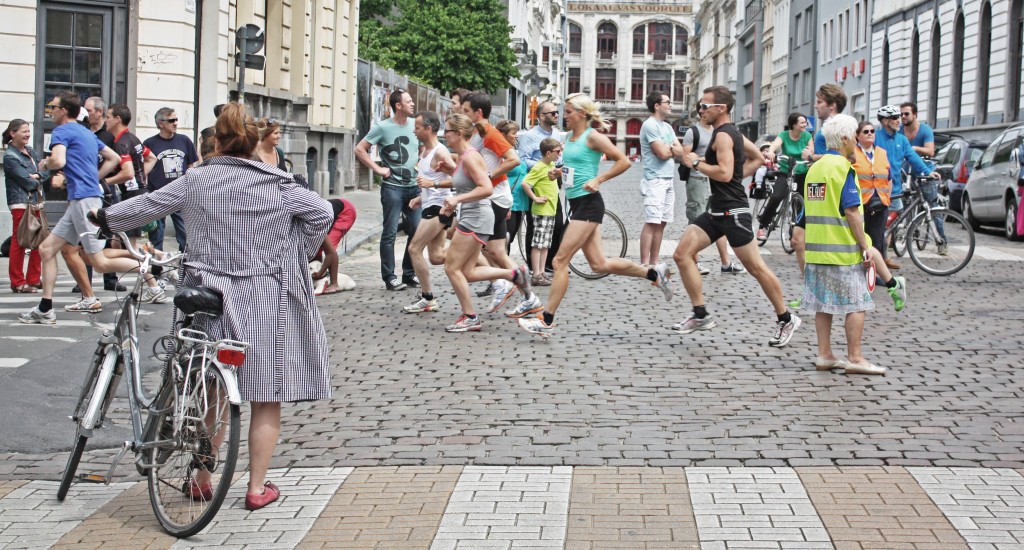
[418,143,452,209]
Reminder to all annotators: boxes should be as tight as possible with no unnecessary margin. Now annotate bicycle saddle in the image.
[173,287,224,317]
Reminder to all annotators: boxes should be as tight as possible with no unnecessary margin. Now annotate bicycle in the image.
[883,176,974,276]
[753,155,809,254]
[516,190,628,279]
[57,230,248,538]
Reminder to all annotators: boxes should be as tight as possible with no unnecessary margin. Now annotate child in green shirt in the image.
[522,137,563,285]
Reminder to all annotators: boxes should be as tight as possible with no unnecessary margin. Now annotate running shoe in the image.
[757,228,767,240]
[518,315,554,338]
[487,280,517,313]
[18,306,56,325]
[787,298,802,309]
[505,293,543,318]
[768,314,801,347]
[65,297,103,313]
[937,243,949,256]
[512,265,533,296]
[697,262,711,275]
[403,295,439,313]
[887,276,907,312]
[385,278,407,291]
[671,315,717,334]
[445,314,482,332]
[721,262,746,274]
[476,283,495,297]
[652,263,674,302]
[141,286,170,304]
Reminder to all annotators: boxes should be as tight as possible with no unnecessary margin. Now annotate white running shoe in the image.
[652,263,674,302]
[487,280,516,313]
[671,316,716,334]
[768,314,801,347]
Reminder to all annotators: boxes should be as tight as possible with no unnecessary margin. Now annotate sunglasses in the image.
[860,129,875,134]
[900,112,913,117]
[541,111,559,116]
[698,103,726,110]
[161,118,179,124]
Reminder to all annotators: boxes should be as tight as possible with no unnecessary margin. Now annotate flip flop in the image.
[320,287,343,295]
[11,284,38,294]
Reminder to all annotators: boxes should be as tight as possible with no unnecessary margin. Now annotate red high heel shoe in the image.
[244,481,280,511]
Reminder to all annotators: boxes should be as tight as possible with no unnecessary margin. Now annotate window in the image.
[675,25,688,56]
[597,22,617,59]
[978,2,993,124]
[838,13,844,55]
[930,21,941,125]
[673,70,687,103]
[568,68,581,94]
[803,68,812,106]
[569,23,582,55]
[626,118,643,135]
[631,69,644,100]
[822,21,829,62]
[951,11,965,126]
[805,7,814,43]
[795,14,802,46]
[854,3,861,47]
[910,28,919,102]
[649,22,672,58]
[543,46,549,63]
[595,69,616,100]
[1009,0,1024,121]
[633,26,645,56]
[793,72,801,107]
[850,93,864,121]
[994,128,1021,164]
[979,135,1000,169]
[42,9,105,107]
[306,147,318,181]
[647,70,670,94]
[328,148,338,194]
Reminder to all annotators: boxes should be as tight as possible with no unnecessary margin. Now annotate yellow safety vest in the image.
[804,153,865,266]
[853,146,892,205]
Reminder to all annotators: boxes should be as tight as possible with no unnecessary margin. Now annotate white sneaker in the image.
[671,315,716,334]
[487,280,516,313]
[768,314,801,347]
[697,262,711,275]
[64,297,102,313]
[403,295,439,313]
[505,293,543,318]
[652,263,673,302]
[18,306,56,325]
[141,286,170,304]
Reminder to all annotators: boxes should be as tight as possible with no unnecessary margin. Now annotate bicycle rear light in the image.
[216,348,246,367]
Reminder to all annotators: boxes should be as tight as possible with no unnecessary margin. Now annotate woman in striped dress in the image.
[95,103,333,510]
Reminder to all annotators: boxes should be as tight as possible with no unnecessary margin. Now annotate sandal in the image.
[244,481,280,511]
[10,284,38,294]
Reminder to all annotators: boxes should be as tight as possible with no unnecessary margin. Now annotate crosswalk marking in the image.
[2,465,1024,547]
[0,359,29,369]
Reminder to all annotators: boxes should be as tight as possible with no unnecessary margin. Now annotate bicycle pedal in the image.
[78,473,107,484]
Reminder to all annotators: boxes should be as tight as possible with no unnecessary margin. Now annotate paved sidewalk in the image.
[2,465,1023,548]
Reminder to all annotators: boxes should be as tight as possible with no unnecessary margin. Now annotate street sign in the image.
[236,55,265,70]
[235,24,265,55]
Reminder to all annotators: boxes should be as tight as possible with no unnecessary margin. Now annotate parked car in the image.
[963,123,1024,240]
[933,136,989,214]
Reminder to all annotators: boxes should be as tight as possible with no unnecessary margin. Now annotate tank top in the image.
[417,143,452,209]
[451,151,494,235]
[563,128,601,200]
[704,123,748,211]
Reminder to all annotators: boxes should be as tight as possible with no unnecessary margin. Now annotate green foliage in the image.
[358,0,518,94]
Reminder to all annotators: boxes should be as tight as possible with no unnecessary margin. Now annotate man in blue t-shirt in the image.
[18,92,158,324]
[899,102,935,159]
[354,89,421,290]
[143,107,200,252]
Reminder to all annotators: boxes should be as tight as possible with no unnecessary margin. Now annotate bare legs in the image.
[444,232,518,315]
[247,402,281,493]
[814,311,867,364]
[640,221,667,266]
[407,217,448,296]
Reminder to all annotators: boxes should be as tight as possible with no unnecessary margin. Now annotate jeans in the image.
[918,179,946,240]
[380,184,421,282]
[148,212,187,252]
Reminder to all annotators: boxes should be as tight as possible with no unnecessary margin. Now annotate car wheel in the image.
[963,194,982,231]
[1006,197,1020,240]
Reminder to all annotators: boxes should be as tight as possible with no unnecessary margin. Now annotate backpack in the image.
[678,126,700,181]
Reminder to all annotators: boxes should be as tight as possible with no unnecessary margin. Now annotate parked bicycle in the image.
[884,176,974,275]
[515,189,628,279]
[753,154,809,254]
[57,230,249,538]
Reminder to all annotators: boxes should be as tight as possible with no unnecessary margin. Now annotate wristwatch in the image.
[692,159,701,171]
[433,181,438,189]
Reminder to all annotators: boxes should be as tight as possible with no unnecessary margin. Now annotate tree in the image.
[358,0,518,94]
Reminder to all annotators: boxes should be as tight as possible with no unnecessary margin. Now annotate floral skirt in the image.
[802,263,874,315]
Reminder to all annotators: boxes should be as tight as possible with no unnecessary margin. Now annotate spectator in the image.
[255,118,287,171]
[313,198,357,294]
[515,101,566,274]
[143,106,199,252]
[3,119,48,293]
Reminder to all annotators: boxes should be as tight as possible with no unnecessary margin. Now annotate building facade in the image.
[762,0,790,136]
[689,0,738,126]
[1,0,359,234]
[565,0,696,156]
[787,0,817,128]
[736,0,765,140]
[508,0,565,127]
[818,0,873,122]
[871,0,1024,141]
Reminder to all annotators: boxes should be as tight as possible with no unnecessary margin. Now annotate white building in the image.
[565,0,696,155]
[689,0,738,118]
[1,0,359,234]
[762,0,790,136]
[508,0,565,126]
[871,0,1024,140]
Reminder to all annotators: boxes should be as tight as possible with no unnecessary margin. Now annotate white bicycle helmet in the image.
[876,104,900,120]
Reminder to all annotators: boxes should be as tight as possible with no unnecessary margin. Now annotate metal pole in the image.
[238,39,247,105]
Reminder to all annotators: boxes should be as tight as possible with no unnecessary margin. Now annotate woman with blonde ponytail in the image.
[518,93,675,338]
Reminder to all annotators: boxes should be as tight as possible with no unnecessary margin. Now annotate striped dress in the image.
[104,156,334,402]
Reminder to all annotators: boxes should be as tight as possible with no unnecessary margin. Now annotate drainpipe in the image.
[192,0,202,142]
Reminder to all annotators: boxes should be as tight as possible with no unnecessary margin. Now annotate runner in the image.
[519,93,674,338]
[671,86,800,347]
[440,114,539,333]
[404,111,456,314]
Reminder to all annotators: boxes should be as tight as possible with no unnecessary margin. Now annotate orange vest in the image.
[853,145,892,205]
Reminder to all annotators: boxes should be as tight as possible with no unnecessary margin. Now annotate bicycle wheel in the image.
[892,217,909,257]
[907,209,975,276]
[148,365,240,538]
[780,195,800,254]
[57,346,119,501]
[569,211,627,279]
[753,196,769,246]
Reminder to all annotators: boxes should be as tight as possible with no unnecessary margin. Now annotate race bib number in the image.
[561,167,575,189]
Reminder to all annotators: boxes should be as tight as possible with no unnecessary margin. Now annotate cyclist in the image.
[761,112,813,238]
[519,93,674,338]
[875,104,941,258]
[92,102,334,511]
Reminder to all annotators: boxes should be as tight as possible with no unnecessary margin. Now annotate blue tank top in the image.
[563,128,601,199]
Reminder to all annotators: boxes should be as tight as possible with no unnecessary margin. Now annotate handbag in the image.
[16,192,48,249]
